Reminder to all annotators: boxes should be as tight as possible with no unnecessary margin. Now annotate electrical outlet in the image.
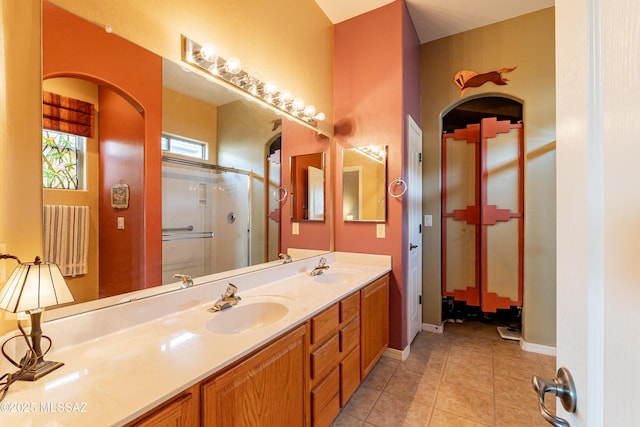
[117,217,125,230]
[424,214,433,227]
[376,223,385,238]
[292,222,299,235]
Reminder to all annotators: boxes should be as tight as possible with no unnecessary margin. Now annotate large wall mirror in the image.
[342,145,387,222]
[290,153,325,221]
[39,1,330,313]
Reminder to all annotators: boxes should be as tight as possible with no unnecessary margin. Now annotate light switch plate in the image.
[376,223,385,238]
[292,222,299,235]
[117,217,125,229]
[424,214,433,227]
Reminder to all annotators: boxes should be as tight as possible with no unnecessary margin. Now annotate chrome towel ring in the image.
[274,185,288,202]
[388,178,407,198]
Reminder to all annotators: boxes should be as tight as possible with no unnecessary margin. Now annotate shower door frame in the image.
[161,156,253,278]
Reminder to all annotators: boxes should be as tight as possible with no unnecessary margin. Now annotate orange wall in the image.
[280,120,331,251]
[98,87,145,297]
[334,0,420,350]
[43,1,163,290]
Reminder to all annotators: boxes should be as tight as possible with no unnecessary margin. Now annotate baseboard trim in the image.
[422,322,445,334]
[520,339,557,356]
[383,345,410,361]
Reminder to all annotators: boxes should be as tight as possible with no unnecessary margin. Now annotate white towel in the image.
[43,205,90,277]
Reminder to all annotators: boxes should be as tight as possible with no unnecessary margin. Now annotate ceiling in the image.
[314,0,554,43]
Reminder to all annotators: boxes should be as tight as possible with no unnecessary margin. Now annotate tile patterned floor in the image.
[332,321,556,427]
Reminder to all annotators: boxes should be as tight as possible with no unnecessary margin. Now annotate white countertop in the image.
[0,252,391,426]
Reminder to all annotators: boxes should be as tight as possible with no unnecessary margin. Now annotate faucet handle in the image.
[318,257,327,266]
[279,253,292,263]
[173,274,193,288]
[224,283,239,298]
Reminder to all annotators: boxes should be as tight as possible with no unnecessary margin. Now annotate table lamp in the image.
[0,254,74,381]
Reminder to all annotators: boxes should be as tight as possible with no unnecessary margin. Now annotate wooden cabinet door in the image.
[201,325,307,427]
[360,275,389,379]
[130,388,198,427]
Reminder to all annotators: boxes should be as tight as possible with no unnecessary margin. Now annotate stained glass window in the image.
[42,130,85,190]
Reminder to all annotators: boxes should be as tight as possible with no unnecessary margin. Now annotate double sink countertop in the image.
[0,252,391,426]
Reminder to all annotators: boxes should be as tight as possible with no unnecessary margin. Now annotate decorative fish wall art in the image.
[453,67,517,97]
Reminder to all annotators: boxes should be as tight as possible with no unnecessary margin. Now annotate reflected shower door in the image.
[161,161,250,284]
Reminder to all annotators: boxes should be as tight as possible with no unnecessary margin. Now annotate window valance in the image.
[43,91,95,138]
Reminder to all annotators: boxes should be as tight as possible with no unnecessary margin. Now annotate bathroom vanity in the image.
[0,252,390,427]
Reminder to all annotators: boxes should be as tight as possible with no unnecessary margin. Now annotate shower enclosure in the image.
[161,157,251,285]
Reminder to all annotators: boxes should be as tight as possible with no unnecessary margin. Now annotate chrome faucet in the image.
[173,274,193,288]
[279,253,292,264]
[309,257,330,276]
[208,283,242,312]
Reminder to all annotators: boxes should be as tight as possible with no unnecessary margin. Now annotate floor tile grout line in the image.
[361,360,400,425]
[426,340,451,426]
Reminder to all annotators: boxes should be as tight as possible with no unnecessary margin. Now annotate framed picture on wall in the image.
[111,183,129,209]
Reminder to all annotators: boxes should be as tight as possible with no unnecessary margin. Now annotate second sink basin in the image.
[206,301,289,335]
[312,269,360,285]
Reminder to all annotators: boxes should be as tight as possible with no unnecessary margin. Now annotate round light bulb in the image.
[315,112,326,122]
[264,81,278,94]
[303,105,316,117]
[280,90,292,101]
[225,57,242,74]
[292,99,305,111]
[199,43,217,62]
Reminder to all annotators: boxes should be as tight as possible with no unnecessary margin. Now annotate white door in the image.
[407,115,422,344]
[554,0,640,425]
[307,165,324,220]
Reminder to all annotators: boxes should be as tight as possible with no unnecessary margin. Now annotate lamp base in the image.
[18,359,64,381]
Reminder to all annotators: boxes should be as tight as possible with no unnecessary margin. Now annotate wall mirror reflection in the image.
[290,153,325,221]
[342,145,387,222]
[39,1,328,313]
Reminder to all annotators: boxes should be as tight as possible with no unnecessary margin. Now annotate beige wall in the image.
[42,78,100,304]
[421,7,556,346]
[162,87,218,165]
[0,0,42,333]
[0,0,333,336]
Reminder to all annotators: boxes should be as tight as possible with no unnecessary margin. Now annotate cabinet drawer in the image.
[313,393,340,427]
[340,346,360,407]
[339,317,360,354]
[339,292,360,325]
[311,367,339,421]
[311,304,339,346]
[310,334,339,380]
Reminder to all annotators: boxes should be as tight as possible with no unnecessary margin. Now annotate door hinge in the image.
[419,295,422,304]
[418,153,422,162]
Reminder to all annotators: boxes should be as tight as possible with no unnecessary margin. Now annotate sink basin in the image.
[206,301,289,334]
[312,269,359,285]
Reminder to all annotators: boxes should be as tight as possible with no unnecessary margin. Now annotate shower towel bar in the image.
[162,231,214,242]
[162,225,194,232]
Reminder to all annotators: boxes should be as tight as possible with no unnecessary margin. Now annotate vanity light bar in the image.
[181,36,326,133]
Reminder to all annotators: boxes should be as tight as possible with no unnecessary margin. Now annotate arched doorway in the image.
[441,95,524,332]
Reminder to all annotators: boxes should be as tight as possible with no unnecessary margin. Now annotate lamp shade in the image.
[0,258,74,313]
